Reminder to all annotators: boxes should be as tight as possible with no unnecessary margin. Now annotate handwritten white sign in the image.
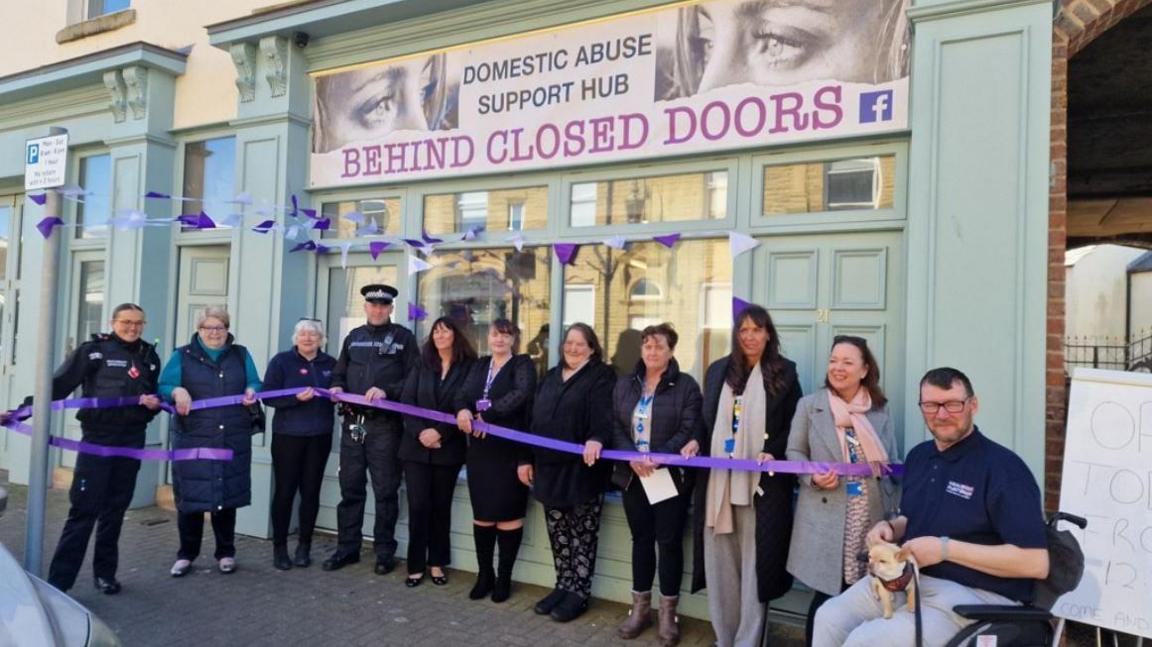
[1055,368,1152,638]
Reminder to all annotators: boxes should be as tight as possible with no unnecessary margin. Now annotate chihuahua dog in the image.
[867,542,918,619]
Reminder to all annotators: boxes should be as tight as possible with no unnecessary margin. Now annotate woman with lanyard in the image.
[692,304,802,647]
[521,322,615,623]
[610,323,705,646]
[785,335,899,646]
[398,316,476,587]
[455,318,537,603]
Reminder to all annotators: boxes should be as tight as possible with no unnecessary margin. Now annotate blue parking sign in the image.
[26,144,39,164]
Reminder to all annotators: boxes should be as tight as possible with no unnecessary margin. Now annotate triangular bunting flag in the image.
[729,231,759,257]
[554,243,579,265]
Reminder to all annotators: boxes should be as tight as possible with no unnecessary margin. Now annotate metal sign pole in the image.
[24,126,67,575]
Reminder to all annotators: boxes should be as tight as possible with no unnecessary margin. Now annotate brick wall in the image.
[1047,0,1152,509]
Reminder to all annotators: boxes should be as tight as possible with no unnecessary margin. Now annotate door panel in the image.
[61,253,106,469]
[754,230,905,444]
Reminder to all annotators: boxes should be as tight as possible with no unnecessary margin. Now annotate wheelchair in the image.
[944,512,1088,647]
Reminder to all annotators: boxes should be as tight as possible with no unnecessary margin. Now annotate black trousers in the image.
[335,416,402,559]
[177,508,237,560]
[622,475,690,597]
[544,494,604,598]
[47,452,141,590]
[270,433,332,546]
[403,461,461,574]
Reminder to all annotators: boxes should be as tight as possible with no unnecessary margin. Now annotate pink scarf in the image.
[827,389,889,477]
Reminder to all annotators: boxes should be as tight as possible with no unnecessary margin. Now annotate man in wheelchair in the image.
[813,367,1053,647]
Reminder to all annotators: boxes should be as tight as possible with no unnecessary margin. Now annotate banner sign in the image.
[310,0,910,187]
[1055,368,1152,638]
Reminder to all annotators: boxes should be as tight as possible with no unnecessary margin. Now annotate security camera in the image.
[293,31,310,48]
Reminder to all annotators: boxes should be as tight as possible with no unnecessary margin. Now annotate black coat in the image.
[528,359,615,507]
[398,358,473,465]
[454,354,536,465]
[690,355,802,602]
[609,359,704,491]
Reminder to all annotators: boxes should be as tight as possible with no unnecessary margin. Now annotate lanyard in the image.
[725,396,744,457]
[633,391,654,452]
[482,358,504,400]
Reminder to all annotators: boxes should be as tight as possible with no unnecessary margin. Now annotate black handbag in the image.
[248,402,267,435]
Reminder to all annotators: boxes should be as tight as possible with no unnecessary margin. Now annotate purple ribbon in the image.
[314,389,902,477]
[2,387,903,476]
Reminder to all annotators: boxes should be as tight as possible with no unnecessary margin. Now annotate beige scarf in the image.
[705,364,767,535]
[827,389,889,477]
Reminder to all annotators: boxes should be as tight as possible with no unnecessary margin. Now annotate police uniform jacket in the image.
[331,321,418,420]
[51,333,162,446]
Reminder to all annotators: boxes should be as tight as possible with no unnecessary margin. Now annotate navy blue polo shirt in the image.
[900,427,1047,602]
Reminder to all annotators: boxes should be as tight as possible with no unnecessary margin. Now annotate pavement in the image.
[0,470,805,646]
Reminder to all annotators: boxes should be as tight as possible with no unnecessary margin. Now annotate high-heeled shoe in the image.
[405,573,425,588]
[430,567,448,586]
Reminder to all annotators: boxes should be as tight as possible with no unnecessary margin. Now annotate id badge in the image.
[476,399,492,412]
[846,481,863,497]
[723,437,736,455]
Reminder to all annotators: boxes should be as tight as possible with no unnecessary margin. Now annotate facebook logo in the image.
[26,144,39,164]
[859,90,894,123]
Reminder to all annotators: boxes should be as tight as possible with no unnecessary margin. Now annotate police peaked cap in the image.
[360,284,398,304]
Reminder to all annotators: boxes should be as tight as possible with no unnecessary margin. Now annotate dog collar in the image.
[881,562,915,592]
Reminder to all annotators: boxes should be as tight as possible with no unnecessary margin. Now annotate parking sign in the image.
[24,133,69,191]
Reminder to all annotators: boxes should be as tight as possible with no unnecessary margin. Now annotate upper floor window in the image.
[182,137,236,230]
[76,154,112,239]
[762,155,895,216]
[568,170,729,227]
[88,0,130,18]
[423,186,548,235]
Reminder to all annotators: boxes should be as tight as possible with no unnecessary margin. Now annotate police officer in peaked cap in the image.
[45,303,164,595]
[323,284,419,574]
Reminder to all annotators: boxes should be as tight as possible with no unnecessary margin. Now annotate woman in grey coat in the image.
[785,335,900,646]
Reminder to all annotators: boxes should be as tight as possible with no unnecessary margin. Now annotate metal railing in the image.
[1063,331,1152,372]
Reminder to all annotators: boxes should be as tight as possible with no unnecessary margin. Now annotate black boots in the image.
[273,545,293,571]
[492,527,523,603]
[293,542,311,568]
[469,525,496,600]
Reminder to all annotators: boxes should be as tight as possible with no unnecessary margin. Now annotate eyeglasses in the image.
[114,320,146,327]
[918,398,970,414]
[199,325,228,333]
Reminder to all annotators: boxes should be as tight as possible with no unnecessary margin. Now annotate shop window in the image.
[564,239,730,379]
[76,154,112,239]
[182,137,236,230]
[76,261,105,343]
[416,247,551,362]
[321,197,401,238]
[88,0,130,18]
[325,265,400,352]
[762,155,895,215]
[568,170,728,227]
[423,186,547,235]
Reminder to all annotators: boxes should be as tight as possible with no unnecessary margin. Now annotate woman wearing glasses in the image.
[455,319,537,603]
[160,307,262,577]
[692,304,802,647]
[785,335,899,646]
[261,318,338,570]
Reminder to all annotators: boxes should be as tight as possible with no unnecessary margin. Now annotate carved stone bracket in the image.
[122,65,148,120]
[230,42,257,103]
[103,70,127,123]
[259,36,288,98]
